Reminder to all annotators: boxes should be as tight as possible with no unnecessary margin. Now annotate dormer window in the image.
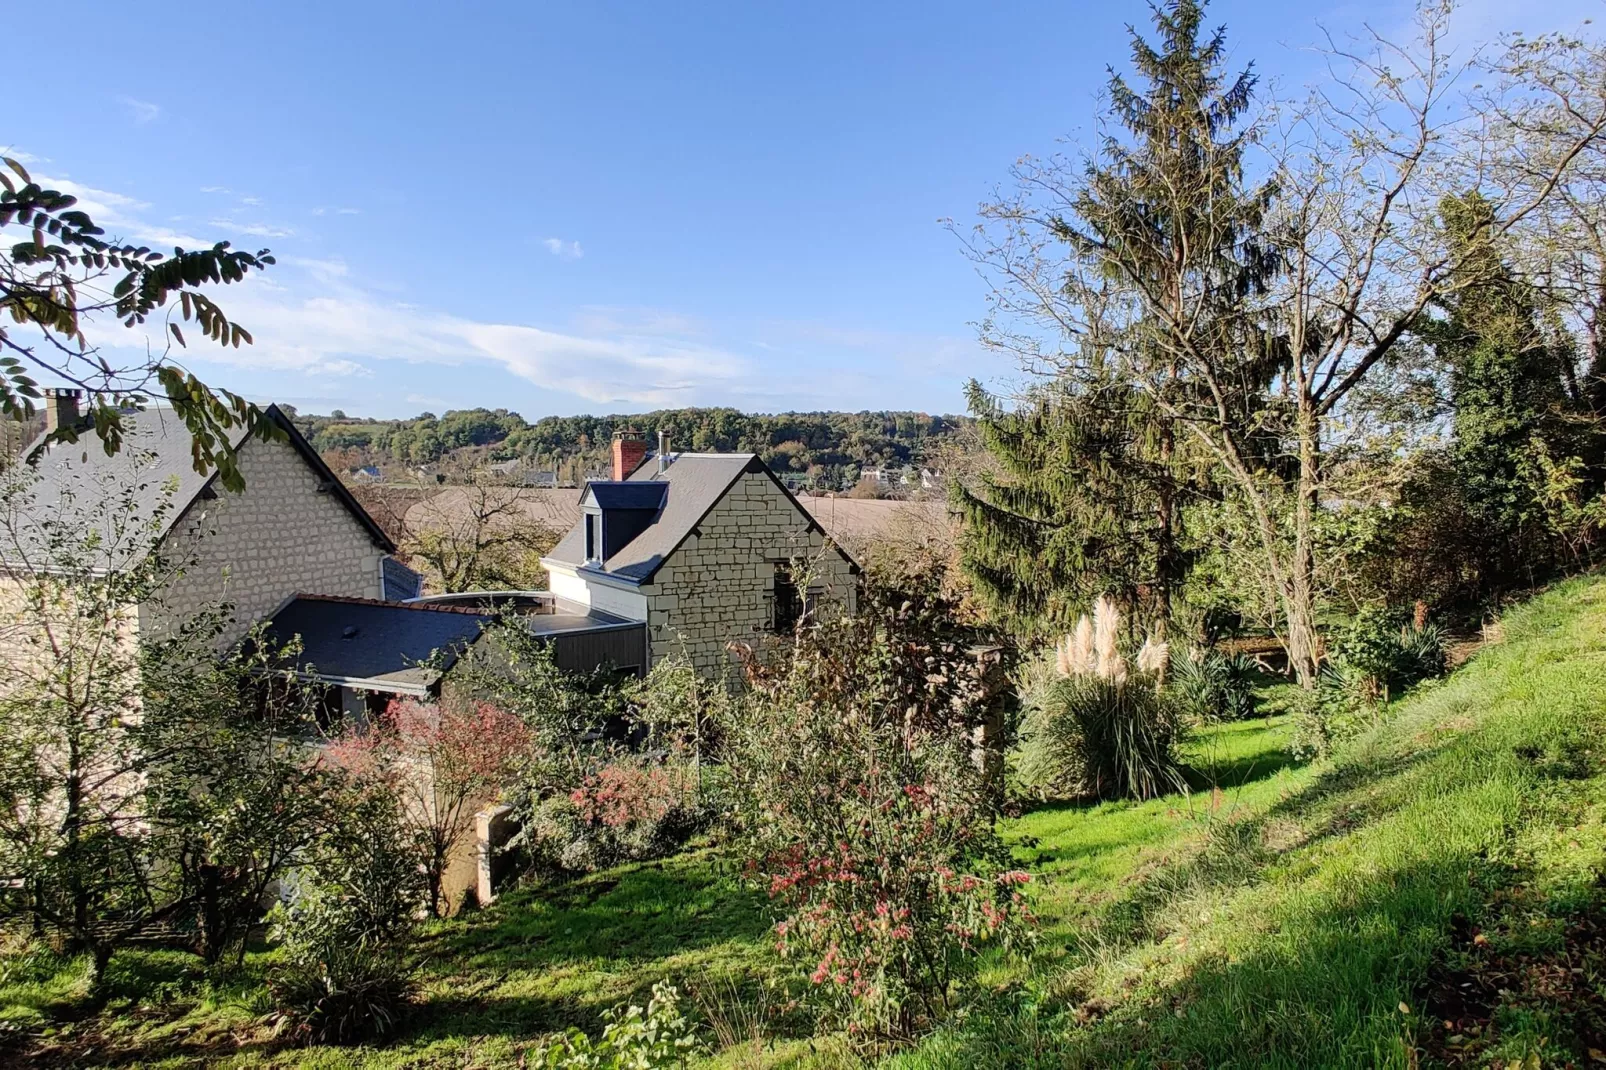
[578,480,669,570]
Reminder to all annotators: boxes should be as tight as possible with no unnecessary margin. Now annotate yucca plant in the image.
[1170,648,1261,723]
[1017,597,1186,801]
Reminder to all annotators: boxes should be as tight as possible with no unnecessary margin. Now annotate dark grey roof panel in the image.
[261,595,492,690]
[584,481,668,511]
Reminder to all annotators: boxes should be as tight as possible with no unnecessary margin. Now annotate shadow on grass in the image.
[1184,743,1300,791]
[922,852,1507,1069]
[403,852,773,1043]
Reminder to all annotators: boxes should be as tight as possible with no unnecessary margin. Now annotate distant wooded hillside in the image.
[291,406,970,486]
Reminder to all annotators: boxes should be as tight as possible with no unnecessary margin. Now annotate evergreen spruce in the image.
[954,374,1180,637]
[958,0,1273,637]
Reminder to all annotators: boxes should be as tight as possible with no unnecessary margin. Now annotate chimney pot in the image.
[42,387,83,435]
[611,429,647,481]
[658,430,671,473]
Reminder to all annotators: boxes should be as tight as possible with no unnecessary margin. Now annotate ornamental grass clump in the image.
[1018,596,1187,801]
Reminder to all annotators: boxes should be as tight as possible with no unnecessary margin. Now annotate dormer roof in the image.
[582,481,670,512]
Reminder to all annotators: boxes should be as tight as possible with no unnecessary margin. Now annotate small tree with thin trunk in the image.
[0,460,188,987]
[400,479,559,593]
[0,460,339,982]
[330,697,529,917]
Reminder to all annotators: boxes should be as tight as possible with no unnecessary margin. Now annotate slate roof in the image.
[260,594,492,693]
[546,452,855,584]
[3,405,394,569]
[584,481,669,511]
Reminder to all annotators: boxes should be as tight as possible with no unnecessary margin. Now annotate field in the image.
[6,575,1606,1067]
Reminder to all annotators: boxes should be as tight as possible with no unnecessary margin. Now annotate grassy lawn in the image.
[6,574,1606,1067]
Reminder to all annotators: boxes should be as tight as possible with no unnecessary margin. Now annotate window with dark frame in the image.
[585,512,598,562]
[772,563,803,634]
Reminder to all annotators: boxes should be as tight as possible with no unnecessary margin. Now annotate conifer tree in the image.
[954,373,1184,638]
[1421,192,1605,580]
[959,0,1273,638]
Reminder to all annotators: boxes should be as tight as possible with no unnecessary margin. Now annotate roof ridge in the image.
[288,592,490,615]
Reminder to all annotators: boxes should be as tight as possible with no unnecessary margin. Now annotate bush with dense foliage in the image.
[724,565,1029,1041]
[266,780,423,1045]
[454,632,728,878]
[526,759,707,875]
[526,981,704,1069]
[1016,597,1187,800]
[1290,606,1451,758]
[1332,605,1449,703]
[1169,647,1261,723]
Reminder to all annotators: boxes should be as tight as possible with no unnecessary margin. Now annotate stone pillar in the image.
[475,804,517,906]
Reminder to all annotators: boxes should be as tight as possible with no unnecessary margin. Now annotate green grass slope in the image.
[907,573,1606,1068]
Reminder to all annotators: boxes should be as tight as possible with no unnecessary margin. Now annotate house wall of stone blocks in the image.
[144,435,385,644]
[642,470,856,682]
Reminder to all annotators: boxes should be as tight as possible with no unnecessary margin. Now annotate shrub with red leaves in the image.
[330,698,529,916]
[725,588,1032,1041]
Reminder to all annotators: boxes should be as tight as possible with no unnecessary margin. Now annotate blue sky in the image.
[10,0,1597,420]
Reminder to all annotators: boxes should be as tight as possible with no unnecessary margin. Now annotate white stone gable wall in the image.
[145,435,384,643]
[643,469,855,682]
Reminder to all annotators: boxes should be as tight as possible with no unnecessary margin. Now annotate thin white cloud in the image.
[336,207,361,215]
[308,358,371,377]
[210,220,293,239]
[33,173,210,248]
[119,96,161,124]
[239,196,262,206]
[573,306,706,338]
[199,185,230,194]
[289,257,350,283]
[193,280,750,406]
[543,237,584,260]
[41,169,873,410]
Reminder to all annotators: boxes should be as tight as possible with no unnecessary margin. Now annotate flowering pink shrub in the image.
[329,698,530,916]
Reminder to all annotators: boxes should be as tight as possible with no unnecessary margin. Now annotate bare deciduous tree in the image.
[400,479,559,593]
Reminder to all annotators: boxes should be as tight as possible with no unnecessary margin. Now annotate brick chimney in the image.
[43,387,83,434]
[611,429,648,481]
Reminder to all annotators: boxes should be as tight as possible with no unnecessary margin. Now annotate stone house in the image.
[542,431,859,682]
[2,390,400,647]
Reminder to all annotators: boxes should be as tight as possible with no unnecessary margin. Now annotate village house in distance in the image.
[543,430,859,681]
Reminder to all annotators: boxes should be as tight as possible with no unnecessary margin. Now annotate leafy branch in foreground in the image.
[0,155,277,490]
